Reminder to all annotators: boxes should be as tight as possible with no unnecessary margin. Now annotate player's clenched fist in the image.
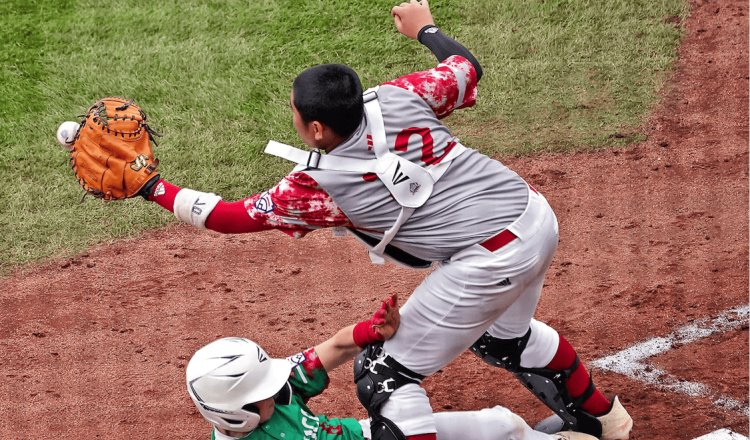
[391,0,435,39]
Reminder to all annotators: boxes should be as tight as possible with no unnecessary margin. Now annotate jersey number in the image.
[363,127,456,181]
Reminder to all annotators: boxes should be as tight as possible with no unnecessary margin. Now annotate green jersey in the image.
[211,348,364,440]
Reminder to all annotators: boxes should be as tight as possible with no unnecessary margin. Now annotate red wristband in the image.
[352,319,382,348]
[147,178,179,210]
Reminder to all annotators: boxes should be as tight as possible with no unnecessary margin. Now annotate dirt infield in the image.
[1,0,746,438]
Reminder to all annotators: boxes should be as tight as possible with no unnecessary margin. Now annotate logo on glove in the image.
[130,154,149,171]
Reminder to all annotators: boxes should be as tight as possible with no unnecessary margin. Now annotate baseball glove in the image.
[69,97,160,200]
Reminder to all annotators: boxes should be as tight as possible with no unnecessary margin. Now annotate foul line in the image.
[693,429,749,440]
[592,305,750,416]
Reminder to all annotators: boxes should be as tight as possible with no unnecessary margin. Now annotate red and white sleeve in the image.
[147,172,352,238]
[384,55,478,119]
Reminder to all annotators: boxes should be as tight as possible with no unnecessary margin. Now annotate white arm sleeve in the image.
[173,188,222,229]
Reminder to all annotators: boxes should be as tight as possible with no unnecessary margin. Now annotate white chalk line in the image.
[591,305,749,418]
[692,429,749,440]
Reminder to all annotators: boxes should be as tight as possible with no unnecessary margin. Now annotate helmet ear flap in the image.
[241,404,262,430]
[273,382,293,406]
[216,406,261,434]
[246,412,261,431]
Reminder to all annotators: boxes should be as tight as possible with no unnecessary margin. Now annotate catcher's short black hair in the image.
[293,64,364,138]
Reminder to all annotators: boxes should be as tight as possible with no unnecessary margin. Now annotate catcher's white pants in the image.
[381,188,561,435]
[360,405,561,440]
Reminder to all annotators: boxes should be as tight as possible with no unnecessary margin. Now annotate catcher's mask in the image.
[186,337,292,434]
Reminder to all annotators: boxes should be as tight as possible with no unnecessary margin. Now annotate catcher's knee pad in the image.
[368,416,409,440]
[470,328,532,370]
[470,330,602,438]
[354,343,425,440]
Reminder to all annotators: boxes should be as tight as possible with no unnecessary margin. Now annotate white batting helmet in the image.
[186,337,293,433]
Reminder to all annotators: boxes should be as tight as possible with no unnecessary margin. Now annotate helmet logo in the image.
[257,347,268,363]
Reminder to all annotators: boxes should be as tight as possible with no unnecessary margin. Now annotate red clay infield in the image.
[0,0,746,438]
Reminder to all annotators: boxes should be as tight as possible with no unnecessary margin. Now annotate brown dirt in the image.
[1,0,747,439]
[652,327,749,405]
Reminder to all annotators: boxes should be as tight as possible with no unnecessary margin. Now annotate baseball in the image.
[56,121,80,149]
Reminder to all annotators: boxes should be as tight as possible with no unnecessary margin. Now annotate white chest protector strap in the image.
[264,86,466,264]
[265,141,381,174]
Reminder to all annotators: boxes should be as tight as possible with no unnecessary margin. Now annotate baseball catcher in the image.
[62,96,160,200]
[60,1,633,439]
[186,294,595,440]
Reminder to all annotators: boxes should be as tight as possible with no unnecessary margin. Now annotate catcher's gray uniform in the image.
[147,17,630,438]
[150,52,624,439]
[275,56,561,435]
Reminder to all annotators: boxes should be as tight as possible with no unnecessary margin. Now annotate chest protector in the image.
[265,87,466,265]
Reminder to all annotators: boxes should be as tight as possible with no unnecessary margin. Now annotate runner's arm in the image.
[315,294,399,372]
[286,295,399,400]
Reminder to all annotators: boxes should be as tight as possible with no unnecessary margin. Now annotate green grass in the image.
[451,0,689,153]
[0,0,687,271]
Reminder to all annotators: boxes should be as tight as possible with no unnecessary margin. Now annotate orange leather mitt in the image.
[70,97,160,200]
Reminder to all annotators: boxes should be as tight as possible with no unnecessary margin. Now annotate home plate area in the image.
[590,306,749,440]
[693,430,748,440]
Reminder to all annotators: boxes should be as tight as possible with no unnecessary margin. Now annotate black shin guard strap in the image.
[470,331,603,438]
[369,415,409,440]
[354,343,424,440]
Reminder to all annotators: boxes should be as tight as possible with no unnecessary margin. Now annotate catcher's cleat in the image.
[536,396,633,440]
[597,396,633,440]
[553,432,599,440]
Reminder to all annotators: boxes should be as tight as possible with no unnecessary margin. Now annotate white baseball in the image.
[56,121,80,149]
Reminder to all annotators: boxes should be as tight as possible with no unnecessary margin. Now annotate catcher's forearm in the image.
[418,25,483,81]
[147,178,269,233]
